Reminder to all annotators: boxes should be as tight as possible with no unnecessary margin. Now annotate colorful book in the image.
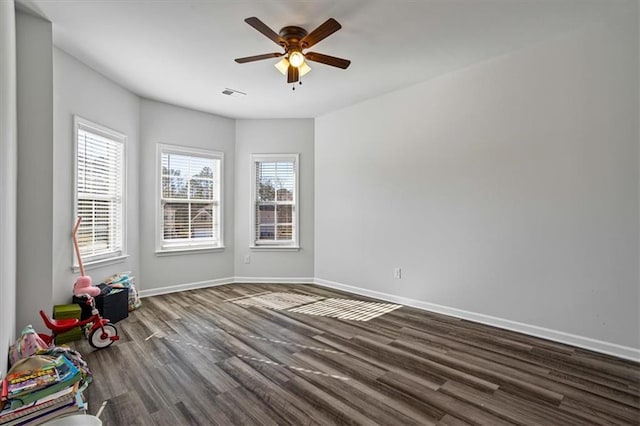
[3,367,59,400]
[43,356,78,384]
[4,397,79,426]
[0,385,78,425]
[2,357,81,410]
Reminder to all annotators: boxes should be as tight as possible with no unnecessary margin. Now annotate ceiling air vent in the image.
[222,88,246,97]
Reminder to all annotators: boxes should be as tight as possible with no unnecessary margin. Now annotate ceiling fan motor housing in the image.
[279,26,308,51]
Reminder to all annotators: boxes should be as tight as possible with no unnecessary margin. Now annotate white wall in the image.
[139,99,235,295]
[15,11,53,335]
[52,48,140,306]
[0,0,17,376]
[315,6,639,357]
[234,119,315,281]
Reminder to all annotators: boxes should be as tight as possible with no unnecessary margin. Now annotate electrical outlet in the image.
[394,267,402,279]
[244,254,251,264]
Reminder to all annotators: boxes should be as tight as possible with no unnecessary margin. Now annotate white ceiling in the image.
[20,0,614,119]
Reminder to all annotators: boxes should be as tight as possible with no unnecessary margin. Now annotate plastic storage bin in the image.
[73,289,129,324]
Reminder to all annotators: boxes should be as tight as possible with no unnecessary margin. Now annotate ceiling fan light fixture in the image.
[288,50,305,68]
[298,61,311,77]
[274,57,290,75]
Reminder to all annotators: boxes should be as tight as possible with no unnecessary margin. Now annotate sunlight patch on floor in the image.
[232,291,323,310]
[230,291,403,322]
[288,298,402,321]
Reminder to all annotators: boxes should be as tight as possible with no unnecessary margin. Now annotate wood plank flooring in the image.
[72,284,640,425]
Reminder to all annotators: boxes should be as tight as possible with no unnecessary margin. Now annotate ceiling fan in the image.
[235,17,351,85]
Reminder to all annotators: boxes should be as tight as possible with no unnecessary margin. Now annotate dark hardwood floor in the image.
[72,284,640,425]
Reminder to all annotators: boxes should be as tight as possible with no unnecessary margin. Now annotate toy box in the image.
[53,304,82,344]
[73,289,129,324]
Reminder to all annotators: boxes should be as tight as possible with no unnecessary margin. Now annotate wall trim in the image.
[313,278,640,362]
[138,277,234,298]
[234,276,315,284]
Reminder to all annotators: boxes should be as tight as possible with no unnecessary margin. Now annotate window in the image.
[158,144,223,252]
[74,116,126,266]
[251,154,299,248]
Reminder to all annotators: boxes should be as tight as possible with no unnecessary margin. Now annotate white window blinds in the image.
[252,154,298,246]
[159,145,223,251]
[75,118,125,263]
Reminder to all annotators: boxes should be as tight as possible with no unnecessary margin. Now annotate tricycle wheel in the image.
[88,324,117,349]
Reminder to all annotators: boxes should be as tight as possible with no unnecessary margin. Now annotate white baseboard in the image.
[135,275,639,362]
[234,276,315,284]
[138,277,234,298]
[313,278,640,362]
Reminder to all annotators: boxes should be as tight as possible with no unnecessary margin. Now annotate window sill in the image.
[71,254,129,273]
[250,245,300,252]
[155,246,225,256]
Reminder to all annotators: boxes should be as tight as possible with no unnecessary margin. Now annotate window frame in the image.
[156,143,224,254]
[250,153,300,250]
[73,116,127,269]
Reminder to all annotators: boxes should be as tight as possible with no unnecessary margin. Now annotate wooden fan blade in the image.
[245,17,285,46]
[235,52,284,63]
[300,18,341,49]
[304,52,351,69]
[287,65,299,83]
